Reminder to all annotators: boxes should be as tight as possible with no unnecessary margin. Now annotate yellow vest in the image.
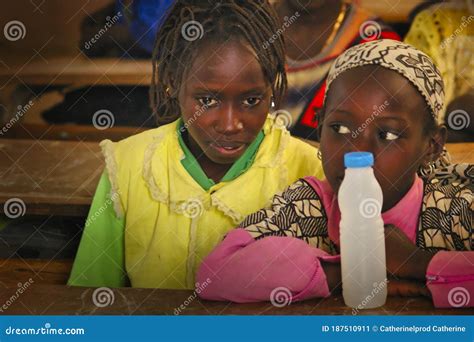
[100,116,324,289]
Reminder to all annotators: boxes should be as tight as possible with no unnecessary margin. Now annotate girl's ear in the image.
[424,125,447,164]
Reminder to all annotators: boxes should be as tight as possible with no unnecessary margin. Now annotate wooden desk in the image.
[0,140,472,217]
[0,139,103,217]
[445,142,474,164]
[0,259,72,287]
[0,258,472,316]
[0,283,471,315]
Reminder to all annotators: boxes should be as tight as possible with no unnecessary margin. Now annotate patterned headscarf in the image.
[324,39,445,123]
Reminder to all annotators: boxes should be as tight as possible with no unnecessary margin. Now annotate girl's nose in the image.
[214,104,243,135]
[348,133,374,155]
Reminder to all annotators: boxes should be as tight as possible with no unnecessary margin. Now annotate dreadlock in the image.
[150,0,287,125]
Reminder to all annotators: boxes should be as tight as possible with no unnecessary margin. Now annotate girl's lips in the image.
[210,142,246,156]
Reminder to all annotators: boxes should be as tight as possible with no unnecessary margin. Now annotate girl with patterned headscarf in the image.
[197,40,473,309]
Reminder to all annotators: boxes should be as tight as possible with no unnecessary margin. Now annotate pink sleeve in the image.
[426,251,474,308]
[196,228,340,303]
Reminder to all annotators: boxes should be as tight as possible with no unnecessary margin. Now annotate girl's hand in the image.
[321,261,342,294]
[385,224,436,281]
[388,279,431,297]
[321,257,432,298]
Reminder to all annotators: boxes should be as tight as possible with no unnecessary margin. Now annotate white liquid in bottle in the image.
[338,152,387,309]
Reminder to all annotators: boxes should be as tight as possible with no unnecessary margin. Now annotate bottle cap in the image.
[344,152,374,168]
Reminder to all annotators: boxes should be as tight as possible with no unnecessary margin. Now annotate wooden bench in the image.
[0,57,152,88]
[0,57,153,132]
[0,123,146,142]
[0,140,472,217]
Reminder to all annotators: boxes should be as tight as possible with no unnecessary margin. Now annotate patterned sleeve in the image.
[418,163,473,251]
[239,179,337,254]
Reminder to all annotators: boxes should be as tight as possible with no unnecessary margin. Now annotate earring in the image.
[419,160,435,177]
[317,150,322,160]
[236,122,243,130]
[270,96,275,110]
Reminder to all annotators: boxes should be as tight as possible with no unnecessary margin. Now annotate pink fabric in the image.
[197,176,474,308]
[197,229,338,303]
[426,251,474,308]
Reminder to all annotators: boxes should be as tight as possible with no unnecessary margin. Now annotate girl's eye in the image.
[198,97,218,107]
[330,124,351,134]
[379,131,400,141]
[243,97,261,107]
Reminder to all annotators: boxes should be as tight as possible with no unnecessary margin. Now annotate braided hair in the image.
[150,0,287,125]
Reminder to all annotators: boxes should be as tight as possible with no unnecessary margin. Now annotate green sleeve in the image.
[68,171,128,287]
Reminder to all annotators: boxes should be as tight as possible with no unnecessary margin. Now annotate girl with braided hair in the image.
[68,0,324,289]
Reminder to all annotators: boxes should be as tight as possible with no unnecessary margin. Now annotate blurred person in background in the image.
[405,0,474,141]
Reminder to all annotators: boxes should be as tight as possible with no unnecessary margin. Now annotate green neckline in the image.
[176,120,265,191]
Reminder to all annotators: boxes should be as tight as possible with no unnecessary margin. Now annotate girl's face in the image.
[178,39,272,165]
[320,66,442,212]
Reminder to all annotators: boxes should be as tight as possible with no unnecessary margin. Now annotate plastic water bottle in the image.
[338,152,387,309]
